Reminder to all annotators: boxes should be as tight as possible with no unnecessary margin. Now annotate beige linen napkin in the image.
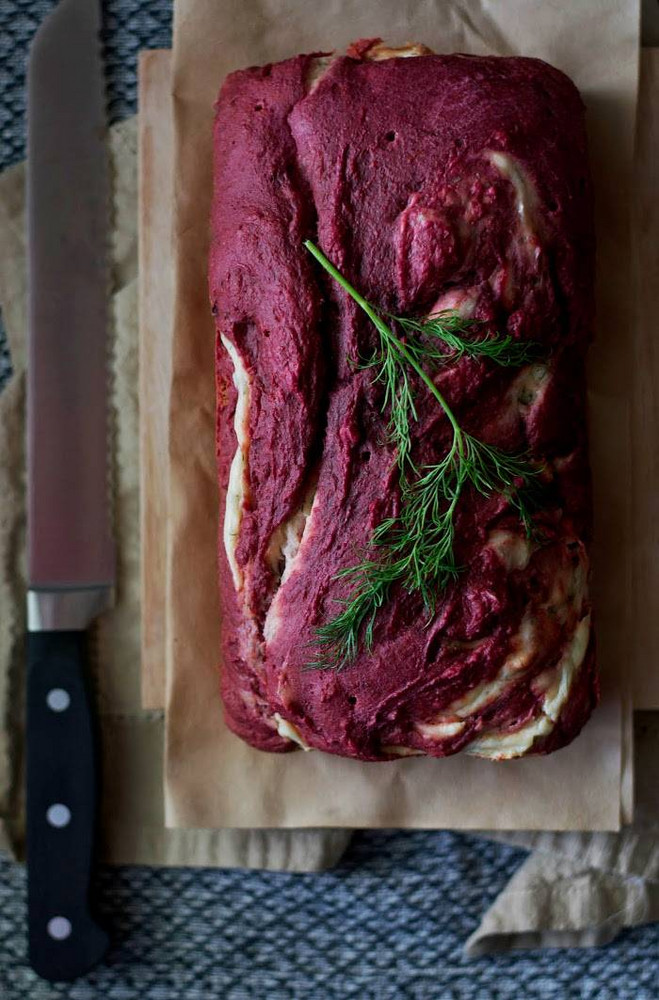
[468,713,659,954]
[0,116,351,871]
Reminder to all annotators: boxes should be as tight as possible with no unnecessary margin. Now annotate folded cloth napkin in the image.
[468,713,659,954]
[1,116,657,952]
[0,116,351,873]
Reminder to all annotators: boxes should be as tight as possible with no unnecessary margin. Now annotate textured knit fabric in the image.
[3,833,659,1000]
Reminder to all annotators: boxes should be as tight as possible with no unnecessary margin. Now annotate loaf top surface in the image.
[209,42,596,761]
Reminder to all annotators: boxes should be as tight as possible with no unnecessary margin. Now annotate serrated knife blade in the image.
[25,0,112,981]
[27,0,114,607]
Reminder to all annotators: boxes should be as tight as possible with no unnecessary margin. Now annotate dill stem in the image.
[386,329,464,458]
[303,239,464,451]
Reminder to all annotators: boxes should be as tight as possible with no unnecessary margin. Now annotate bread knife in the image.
[26,0,113,981]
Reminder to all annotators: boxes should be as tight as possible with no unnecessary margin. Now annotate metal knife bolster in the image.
[27,587,114,632]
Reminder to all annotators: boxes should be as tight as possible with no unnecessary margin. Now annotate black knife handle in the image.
[26,630,108,982]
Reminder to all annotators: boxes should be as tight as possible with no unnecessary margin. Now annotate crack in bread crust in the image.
[221,334,250,592]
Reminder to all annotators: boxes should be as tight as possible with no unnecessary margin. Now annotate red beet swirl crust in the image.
[209,41,597,761]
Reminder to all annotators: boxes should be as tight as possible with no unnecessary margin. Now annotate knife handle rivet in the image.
[46,803,71,828]
[47,917,72,941]
[46,688,70,712]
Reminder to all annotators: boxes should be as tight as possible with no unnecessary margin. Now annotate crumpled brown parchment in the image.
[165,0,636,834]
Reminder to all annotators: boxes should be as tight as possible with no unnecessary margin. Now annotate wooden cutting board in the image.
[138,49,173,710]
[630,49,659,711]
[138,47,659,712]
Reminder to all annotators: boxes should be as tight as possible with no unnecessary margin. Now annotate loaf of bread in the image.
[209,40,597,761]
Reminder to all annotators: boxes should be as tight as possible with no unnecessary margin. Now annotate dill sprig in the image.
[391,314,543,369]
[304,240,542,670]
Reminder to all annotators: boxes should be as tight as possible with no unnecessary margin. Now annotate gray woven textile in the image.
[1,2,659,998]
[2,834,659,1000]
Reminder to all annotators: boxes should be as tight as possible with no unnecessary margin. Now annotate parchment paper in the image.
[166,0,640,831]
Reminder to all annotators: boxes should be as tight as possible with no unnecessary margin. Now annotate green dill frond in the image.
[303,240,545,670]
[395,313,543,368]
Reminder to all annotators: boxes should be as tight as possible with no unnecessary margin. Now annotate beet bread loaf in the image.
[209,40,597,761]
